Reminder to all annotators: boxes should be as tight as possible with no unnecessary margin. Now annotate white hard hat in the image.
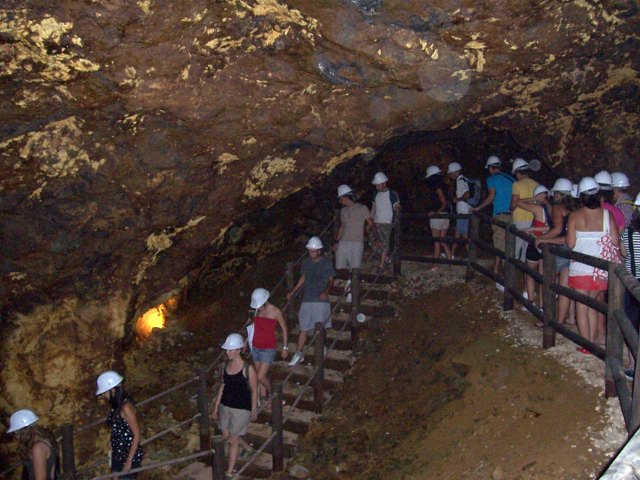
[447,162,462,174]
[635,193,640,206]
[221,333,244,350]
[593,170,613,190]
[485,155,501,168]
[7,409,39,433]
[425,166,441,178]
[96,371,124,396]
[372,172,388,185]
[578,176,600,195]
[571,184,579,199]
[611,172,630,188]
[337,184,353,198]
[305,236,323,250]
[533,185,549,197]
[551,178,573,194]
[511,158,529,174]
[250,288,269,309]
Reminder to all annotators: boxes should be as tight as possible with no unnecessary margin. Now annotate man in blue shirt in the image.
[471,156,514,280]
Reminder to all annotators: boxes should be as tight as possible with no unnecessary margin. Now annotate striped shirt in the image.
[621,227,640,279]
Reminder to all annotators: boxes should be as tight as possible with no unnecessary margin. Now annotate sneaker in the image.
[496,283,504,293]
[240,446,256,459]
[288,352,304,366]
[625,368,635,379]
[345,293,352,303]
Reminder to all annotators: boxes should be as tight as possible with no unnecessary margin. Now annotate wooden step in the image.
[270,361,344,386]
[246,422,298,456]
[262,403,320,433]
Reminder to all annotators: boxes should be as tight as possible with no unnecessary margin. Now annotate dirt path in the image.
[291,263,626,479]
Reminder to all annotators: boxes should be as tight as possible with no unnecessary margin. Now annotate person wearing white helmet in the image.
[535,178,577,325]
[425,165,452,263]
[567,177,620,352]
[286,236,336,366]
[471,155,515,279]
[594,170,613,191]
[7,409,58,480]
[96,371,143,478]
[446,162,471,259]
[370,171,400,273]
[619,193,640,377]
[516,185,552,318]
[511,158,539,262]
[248,288,289,402]
[611,172,633,227]
[334,184,373,274]
[212,333,258,477]
[596,178,625,231]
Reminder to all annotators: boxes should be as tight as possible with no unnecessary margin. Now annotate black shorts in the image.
[526,243,543,262]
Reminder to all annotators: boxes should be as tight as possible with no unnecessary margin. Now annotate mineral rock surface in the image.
[1,0,638,422]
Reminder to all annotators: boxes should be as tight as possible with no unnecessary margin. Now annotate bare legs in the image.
[221,432,252,475]
[575,288,601,343]
[431,228,451,260]
[557,268,574,324]
[255,361,271,400]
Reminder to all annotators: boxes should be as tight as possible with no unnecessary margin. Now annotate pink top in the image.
[602,202,624,231]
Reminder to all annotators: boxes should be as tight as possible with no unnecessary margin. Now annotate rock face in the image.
[0,0,638,422]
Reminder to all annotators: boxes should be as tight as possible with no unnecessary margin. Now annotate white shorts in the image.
[299,302,332,332]
[335,241,364,269]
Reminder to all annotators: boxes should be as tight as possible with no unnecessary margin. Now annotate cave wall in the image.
[1,0,639,426]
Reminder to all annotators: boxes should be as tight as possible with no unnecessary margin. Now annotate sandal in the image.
[240,447,256,460]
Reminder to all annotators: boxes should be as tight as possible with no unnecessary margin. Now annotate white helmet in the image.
[96,371,124,395]
[7,409,39,433]
[551,178,573,194]
[571,184,579,199]
[578,176,600,195]
[305,236,323,250]
[533,185,549,197]
[221,333,244,350]
[337,184,353,198]
[372,172,388,185]
[425,166,441,178]
[594,170,613,190]
[511,158,529,174]
[485,155,501,168]
[447,162,462,174]
[250,288,269,309]
[611,172,630,188]
[635,193,640,206]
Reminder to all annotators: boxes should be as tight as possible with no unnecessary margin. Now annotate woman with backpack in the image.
[7,409,58,480]
[425,165,452,264]
[516,185,552,317]
[96,371,143,479]
[212,333,258,478]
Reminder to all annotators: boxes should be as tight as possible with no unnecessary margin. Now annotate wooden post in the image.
[313,323,326,413]
[285,262,296,332]
[393,211,402,276]
[212,435,226,480]
[542,245,557,349]
[350,268,361,350]
[271,381,284,472]
[503,225,516,311]
[605,263,624,398]
[465,214,479,282]
[60,423,76,480]
[197,368,211,451]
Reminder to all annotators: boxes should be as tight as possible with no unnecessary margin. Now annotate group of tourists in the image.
[426,155,640,357]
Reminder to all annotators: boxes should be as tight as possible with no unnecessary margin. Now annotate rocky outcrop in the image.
[1,0,638,422]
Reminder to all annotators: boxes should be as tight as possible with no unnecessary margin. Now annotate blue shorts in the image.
[456,218,469,235]
[251,348,276,364]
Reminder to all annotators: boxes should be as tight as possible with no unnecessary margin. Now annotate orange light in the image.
[136,305,167,339]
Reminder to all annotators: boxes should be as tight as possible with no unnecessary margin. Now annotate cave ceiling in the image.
[1,0,639,325]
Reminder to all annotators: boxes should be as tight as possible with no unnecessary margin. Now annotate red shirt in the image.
[252,316,277,349]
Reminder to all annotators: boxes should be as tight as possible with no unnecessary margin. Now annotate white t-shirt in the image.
[455,176,471,214]
[372,190,399,224]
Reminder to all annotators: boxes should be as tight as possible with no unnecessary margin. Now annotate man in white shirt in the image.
[370,172,400,274]
[447,162,470,259]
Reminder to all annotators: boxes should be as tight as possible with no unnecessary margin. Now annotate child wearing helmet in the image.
[7,409,58,480]
[212,333,258,478]
[95,371,143,478]
[248,288,289,402]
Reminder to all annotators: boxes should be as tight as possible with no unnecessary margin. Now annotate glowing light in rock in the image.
[136,305,167,339]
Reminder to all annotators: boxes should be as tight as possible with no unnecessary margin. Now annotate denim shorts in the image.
[456,218,469,235]
[251,347,276,364]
